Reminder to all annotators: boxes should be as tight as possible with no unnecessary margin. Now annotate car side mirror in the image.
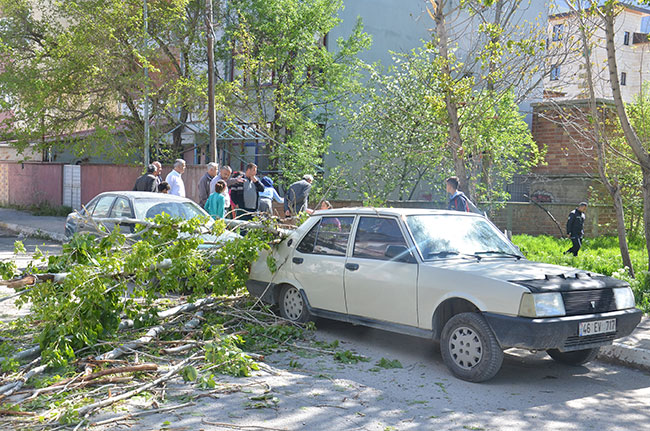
[385,245,416,263]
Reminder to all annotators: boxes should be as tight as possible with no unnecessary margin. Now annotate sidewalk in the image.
[0,207,67,242]
[599,315,650,371]
[0,206,649,371]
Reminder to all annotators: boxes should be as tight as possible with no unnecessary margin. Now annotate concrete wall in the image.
[0,144,43,162]
[488,202,616,238]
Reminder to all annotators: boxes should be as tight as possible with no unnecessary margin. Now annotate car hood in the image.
[422,258,628,292]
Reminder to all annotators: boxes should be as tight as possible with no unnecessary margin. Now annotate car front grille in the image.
[563,333,617,351]
[561,289,617,316]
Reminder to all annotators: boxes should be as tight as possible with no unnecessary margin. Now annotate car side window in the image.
[109,197,132,219]
[353,217,408,260]
[296,217,354,256]
[92,196,115,218]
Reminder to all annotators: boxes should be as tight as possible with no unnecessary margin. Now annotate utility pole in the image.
[143,0,150,166]
[206,0,217,163]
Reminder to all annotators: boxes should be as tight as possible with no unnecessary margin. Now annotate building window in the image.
[552,24,563,41]
[621,72,627,86]
[624,31,630,45]
[550,65,560,81]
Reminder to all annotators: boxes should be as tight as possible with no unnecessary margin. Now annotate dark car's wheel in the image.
[278,285,311,323]
[547,347,600,366]
[440,312,503,382]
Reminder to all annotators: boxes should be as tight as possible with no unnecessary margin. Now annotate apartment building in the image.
[545,3,650,102]
[526,3,649,206]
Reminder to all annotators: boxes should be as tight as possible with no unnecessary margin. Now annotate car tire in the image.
[278,285,311,323]
[440,312,503,383]
[546,347,600,366]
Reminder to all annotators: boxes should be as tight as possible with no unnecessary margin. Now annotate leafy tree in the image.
[222,0,371,186]
[343,49,448,203]
[0,0,225,162]
[598,0,650,270]
[344,44,542,206]
[426,0,549,202]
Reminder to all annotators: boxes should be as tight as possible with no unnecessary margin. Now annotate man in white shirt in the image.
[165,159,186,197]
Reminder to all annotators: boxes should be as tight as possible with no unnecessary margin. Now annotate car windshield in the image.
[406,214,521,260]
[133,199,209,222]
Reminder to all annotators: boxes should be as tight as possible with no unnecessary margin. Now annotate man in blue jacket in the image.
[446,176,470,212]
[566,202,588,256]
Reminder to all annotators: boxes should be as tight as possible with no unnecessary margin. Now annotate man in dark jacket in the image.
[566,202,587,256]
[230,163,264,220]
[446,176,471,212]
[198,162,218,207]
[133,164,157,192]
[284,174,313,217]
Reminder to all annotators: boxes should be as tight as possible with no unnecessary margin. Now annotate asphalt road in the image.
[0,228,62,266]
[0,229,61,321]
[1,230,649,430]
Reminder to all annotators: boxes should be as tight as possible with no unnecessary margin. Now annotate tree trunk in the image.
[575,3,633,275]
[432,0,471,199]
[603,2,650,271]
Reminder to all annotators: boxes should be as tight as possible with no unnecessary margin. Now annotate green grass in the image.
[1,202,72,217]
[512,234,650,312]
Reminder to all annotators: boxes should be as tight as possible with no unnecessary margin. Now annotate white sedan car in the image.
[246,208,642,382]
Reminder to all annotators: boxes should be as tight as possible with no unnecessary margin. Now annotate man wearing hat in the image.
[258,176,284,215]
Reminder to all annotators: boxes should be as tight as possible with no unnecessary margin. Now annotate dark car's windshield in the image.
[406,214,521,260]
[133,199,208,221]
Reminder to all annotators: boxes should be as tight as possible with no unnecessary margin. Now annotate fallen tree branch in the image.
[0,410,36,417]
[47,363,158,390]
[77,353,199,417]
[89,401,195,427]
[96,326,165,361]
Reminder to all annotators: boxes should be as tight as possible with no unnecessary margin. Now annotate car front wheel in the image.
[547,347,600,365]
[440,312,504,383]
[278,285,311,323]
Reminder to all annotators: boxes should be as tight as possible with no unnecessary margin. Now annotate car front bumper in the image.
[484,308,643,352]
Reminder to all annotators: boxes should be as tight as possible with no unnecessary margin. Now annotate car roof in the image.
[311,207,480,217]
[93,191,195,203]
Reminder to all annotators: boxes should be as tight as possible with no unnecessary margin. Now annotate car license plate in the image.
[579,319,616,336]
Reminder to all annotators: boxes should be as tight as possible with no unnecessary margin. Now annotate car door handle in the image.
[345,263,359,271]
[293,257,304,264]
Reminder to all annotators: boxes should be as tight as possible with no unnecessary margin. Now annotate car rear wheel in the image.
[441,312,503,382]
[278,285,311,323]
[547,347,600,366]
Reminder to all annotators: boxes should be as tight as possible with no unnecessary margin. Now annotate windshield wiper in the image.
[427,251,480,260]
[474,250,522,260]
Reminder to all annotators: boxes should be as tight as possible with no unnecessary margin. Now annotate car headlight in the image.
[613,287,635,310]
[519,292,566,317]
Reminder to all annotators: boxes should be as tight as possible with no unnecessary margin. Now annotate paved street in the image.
[1,229,649,431]
[88,317,650,431]
[0,229,61,322]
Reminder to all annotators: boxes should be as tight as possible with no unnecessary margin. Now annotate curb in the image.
[0,221,66,243]
[598,342,650,372]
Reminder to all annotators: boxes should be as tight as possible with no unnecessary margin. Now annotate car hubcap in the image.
[283,288,303,320]
[448,326,483,370]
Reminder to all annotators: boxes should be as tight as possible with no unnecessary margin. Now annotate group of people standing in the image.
[133,159,186,195]
[198,162,314,221]
[133,159,315,221]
